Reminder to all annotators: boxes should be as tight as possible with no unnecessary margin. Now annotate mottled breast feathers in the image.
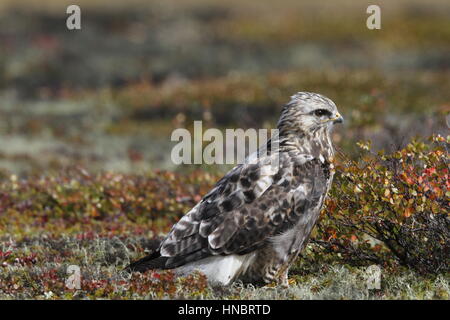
[158,151,331,269]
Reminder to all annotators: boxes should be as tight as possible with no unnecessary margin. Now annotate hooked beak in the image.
[332,113,344,124]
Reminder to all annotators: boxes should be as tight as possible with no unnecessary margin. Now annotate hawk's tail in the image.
[125,250,169,273]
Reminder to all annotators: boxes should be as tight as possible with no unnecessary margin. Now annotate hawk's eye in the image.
[313,109,331,117]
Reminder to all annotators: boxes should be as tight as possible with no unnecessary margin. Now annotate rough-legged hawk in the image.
[127,92,343,286]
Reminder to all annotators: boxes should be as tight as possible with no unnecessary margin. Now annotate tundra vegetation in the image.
[0,0,449,299]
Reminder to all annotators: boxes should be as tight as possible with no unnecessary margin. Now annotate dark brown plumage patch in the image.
[282,199,290,210]
[272,213,283,225]
[280,179,290,188]
[273,170,283,182]
[243,190,256,203]
[201,202,220,219]
[295,199,307,215]
[246,217,257,229]
[248,169,260,181]
[199,215,225,236]
[240,177,251,188]
[229,172,240,182]
[220,194,242,211]
[321,162,331,180]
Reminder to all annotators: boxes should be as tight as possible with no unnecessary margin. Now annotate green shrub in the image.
[316,135,449,274]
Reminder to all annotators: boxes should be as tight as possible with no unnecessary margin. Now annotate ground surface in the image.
[0,0,449,299]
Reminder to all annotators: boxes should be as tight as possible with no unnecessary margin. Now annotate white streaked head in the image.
[277,92,343,136]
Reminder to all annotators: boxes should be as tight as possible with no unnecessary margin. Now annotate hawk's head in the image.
[277,92,343,137]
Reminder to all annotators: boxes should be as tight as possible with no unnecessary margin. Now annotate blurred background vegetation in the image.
[0,0,448,175]
[0,0,449,299]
